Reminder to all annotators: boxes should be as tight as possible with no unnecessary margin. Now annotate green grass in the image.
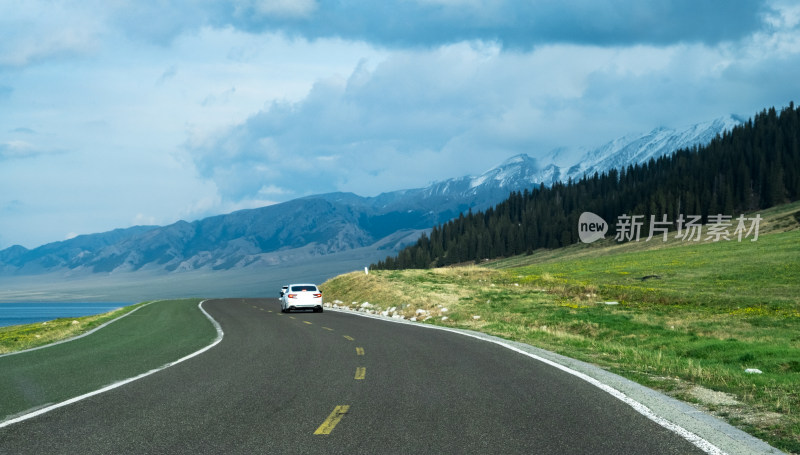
[0,299,217,421]
[0,302,150,354]
[321,202,800,453]
[490,225,799,311]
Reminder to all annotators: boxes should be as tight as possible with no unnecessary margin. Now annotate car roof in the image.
[287,283,318,287]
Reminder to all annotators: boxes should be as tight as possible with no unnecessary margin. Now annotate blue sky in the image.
[1,0,798,248]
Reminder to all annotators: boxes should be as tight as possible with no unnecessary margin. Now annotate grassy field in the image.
[0,299,217,422]
[321,202,800,453]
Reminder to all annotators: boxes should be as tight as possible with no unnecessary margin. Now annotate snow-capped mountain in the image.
[0,115,742,277]
[555,115,743,184]
[448,115,744,193]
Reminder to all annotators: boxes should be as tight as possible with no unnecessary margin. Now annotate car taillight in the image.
[287,294,297,299]
[313,293,322,298]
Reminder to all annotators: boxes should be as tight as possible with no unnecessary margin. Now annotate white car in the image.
[281,283,323,313]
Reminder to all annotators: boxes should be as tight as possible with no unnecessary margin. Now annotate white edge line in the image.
[328,307,727,455]
[0,299,224,429]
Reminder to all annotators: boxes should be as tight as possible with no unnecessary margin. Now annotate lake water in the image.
[0,302,130,328]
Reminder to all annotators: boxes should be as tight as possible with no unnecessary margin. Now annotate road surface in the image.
[0,298,707,454]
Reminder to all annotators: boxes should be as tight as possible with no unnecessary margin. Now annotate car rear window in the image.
[291,285,318,292]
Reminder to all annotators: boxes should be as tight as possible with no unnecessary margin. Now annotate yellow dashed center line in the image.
[314,405,350,435]
[354,367,366,380]
[267,307,367,431]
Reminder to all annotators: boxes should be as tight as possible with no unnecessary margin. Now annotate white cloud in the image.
[185,16,800,206]
[257,184,291,196]
[0,1,102,68]
[0,141,39,160]
[236,0,318,18]
[133,214,157,226]
[763,0,800,29]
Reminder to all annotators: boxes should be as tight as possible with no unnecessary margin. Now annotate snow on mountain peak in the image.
[457,114,742,196]
[497,154,529,166]
[472,154,540,188]
[405,114,742,206]
[560,114,743,182]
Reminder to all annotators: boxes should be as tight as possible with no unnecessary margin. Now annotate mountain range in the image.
[0,115,743,279]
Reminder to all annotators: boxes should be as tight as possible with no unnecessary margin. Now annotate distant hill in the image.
[0,115,741,277]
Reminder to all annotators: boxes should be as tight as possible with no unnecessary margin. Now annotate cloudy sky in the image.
[1,0,798,248]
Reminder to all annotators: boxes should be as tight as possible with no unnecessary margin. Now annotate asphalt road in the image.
[0,298,706,454]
